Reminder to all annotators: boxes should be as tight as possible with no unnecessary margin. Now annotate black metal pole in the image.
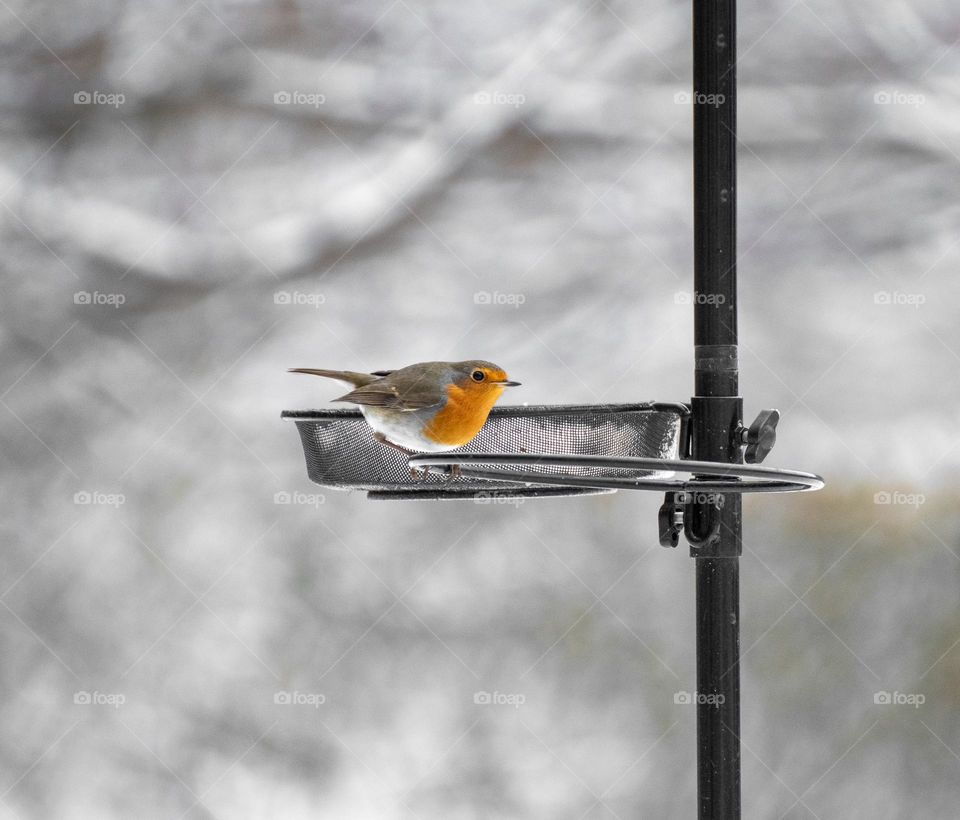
[691,0,741,817]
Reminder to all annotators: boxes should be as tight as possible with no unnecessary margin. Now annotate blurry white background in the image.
[1,0,958,817]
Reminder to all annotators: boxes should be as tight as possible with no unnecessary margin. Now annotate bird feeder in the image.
[282,403,685,498]
[283,0,823,815]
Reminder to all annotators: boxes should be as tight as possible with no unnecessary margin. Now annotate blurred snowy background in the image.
[2,0,959,817]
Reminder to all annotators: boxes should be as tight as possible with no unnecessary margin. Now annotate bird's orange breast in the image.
[422,383,503,447]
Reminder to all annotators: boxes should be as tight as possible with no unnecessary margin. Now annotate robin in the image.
[288,360,520,456]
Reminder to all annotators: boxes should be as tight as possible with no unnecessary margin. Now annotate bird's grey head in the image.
[452,360,521,387]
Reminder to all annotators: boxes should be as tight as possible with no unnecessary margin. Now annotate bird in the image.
[288,360,520,456]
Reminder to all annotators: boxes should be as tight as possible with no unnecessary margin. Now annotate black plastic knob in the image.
[743,409,779,464]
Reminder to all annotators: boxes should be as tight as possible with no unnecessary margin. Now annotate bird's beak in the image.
[494,380,521,387]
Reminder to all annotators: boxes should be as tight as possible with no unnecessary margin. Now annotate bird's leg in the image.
[370,434,462,481]
[372,432,426,479]
[372,431,413,456]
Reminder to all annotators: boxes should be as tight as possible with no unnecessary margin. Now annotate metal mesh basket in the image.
[282,403,686,499]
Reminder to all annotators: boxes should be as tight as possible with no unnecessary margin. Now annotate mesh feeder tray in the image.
[282,403,687,500]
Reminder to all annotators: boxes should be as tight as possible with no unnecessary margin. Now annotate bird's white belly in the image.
[360,406,453,452]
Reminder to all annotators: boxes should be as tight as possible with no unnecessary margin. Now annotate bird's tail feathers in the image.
[287,368,380,388]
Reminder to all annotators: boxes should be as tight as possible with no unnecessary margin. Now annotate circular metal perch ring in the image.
[407,453,824,494]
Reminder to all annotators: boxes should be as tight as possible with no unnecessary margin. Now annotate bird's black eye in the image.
[471,369,485,382]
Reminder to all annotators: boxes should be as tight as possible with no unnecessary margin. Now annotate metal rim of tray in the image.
[407,453,824,494]
[280,401,689,422]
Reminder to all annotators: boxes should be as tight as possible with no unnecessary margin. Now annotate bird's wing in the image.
[333,379,442,411]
